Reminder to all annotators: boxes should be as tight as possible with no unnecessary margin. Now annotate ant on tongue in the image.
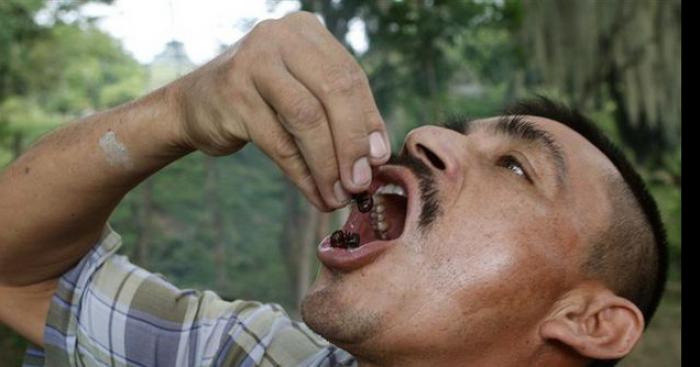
[330,230,360,249]
[330,192,374,248]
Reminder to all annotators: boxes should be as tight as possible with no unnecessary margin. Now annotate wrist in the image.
[142,82,196,158]
[162,70,249,157]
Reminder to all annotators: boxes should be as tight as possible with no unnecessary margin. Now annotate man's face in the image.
[301,116,619,363]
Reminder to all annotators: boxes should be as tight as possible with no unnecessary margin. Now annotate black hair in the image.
[502,96,668,367]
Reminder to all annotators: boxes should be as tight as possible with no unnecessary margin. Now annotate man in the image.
[0,12,667,367]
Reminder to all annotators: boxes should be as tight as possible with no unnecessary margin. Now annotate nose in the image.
[403,126,463,178]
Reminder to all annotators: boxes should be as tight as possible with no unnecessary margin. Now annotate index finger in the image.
[279,12,391,192]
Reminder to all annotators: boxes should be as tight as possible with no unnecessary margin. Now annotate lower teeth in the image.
[374,230,387,240]
[331,191,393,249]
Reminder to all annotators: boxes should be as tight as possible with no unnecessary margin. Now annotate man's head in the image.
[301,97,667,366]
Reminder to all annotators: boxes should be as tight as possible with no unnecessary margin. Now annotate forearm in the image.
[0,12,389,348]
[0,86,190,286]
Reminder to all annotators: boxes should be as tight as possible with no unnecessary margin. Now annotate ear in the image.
[539,283,645,360]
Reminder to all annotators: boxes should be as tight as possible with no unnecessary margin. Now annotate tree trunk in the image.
[301,0,360,48]
[11,132,22,161]
[291,0,362,313]
[424,45,441,120]
[279,180,330,314]
[204,157,227,291]
[295,209,318,307]
[607,66,659,165]
[134,179,154,267]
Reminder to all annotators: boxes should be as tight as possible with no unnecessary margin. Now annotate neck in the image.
[351,349,474,367]
[350,343,583,367]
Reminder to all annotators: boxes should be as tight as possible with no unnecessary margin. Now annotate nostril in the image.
[417,144,446,170]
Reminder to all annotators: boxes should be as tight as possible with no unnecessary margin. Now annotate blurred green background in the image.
[0,0,680,365]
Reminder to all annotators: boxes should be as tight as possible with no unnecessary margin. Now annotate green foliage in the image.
[0,0,137,360]
[0,323,27,366]
[0,21,146,167]
[0,0,47,101]
[0,1,681,365]
[0,96,61,138]
[644,148,682,280]
[109,146,296,305]
[317,0,524,147]
[520,0,681,161]
[586,101,681,277]
[24,23,146,112]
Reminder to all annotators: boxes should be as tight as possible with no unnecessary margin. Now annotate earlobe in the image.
[539,285,645,361]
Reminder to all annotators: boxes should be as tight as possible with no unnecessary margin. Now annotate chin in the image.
[301,272,382,347]
[302,165,424,349]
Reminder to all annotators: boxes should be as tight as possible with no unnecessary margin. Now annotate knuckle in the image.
[237,30,275,64]
[338,135,368,158]
[221,71,247,99]
[270,134,300,162]
[283,156,309,179]
[229,82,249,105]
[285,11,319,24]
[253,19,277,34]
[287,98,325,132]
[321,63,363,96]
[274,144,302,165]
[316,158,339,180]
[297,173,317,193]
[364,108,385,130]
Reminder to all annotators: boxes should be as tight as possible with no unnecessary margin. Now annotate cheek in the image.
[423,217,523,296]
[376,226,535,349]
[416,196,568,328]
[432,177,558,275]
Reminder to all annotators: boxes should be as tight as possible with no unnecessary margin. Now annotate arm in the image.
[0,88,186,287]
[0,89,185,344]
[0,11,390,345]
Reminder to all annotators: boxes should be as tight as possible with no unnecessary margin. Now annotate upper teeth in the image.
[369,183,406,241]
[375,183,406,197]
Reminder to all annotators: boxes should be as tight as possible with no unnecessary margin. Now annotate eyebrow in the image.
[441,116,568,186]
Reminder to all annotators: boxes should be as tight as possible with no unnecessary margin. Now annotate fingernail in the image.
[369,131,388,159]
[334,180,350,205]
[352,157,371,186]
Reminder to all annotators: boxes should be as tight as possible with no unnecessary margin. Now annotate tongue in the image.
[342,209,375,246]
[341,195,406,247]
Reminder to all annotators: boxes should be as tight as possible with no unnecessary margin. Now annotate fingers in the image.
[223,12,390,210]
[253,61,350,209]
[278,13,391,192]
[238,86,331,211]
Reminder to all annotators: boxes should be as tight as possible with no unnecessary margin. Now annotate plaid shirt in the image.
[22,226,356,367]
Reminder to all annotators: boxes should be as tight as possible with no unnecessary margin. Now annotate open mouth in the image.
[317,166,415,272]
[342,181,407,246]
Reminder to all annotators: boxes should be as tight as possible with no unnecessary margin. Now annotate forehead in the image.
[471,115,618,178]
[470,115,619,231]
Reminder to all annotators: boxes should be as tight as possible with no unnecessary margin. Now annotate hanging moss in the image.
[521,0,680,157]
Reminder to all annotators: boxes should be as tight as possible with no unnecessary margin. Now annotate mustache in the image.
[386,152,441,231]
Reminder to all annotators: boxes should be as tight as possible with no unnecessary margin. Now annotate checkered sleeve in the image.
[22,225,356,367]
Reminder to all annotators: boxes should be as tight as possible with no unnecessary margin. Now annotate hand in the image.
[172,11,391,211]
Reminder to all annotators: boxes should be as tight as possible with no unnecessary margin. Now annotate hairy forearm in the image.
[0,86,191,286]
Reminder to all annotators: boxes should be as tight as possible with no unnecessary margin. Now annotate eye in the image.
[497,155,532,182]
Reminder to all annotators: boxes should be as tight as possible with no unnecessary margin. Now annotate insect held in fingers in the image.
[353,192,373,213]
